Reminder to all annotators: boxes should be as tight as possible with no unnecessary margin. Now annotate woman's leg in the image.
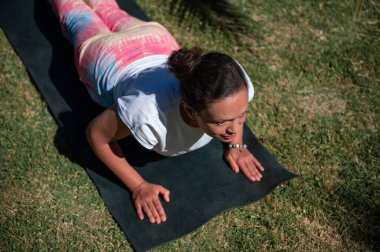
[49,0,115,106]
[59,0,180,107]
[50,0,110,50]
[84,0,145,32]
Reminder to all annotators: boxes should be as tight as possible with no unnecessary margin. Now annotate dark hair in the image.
[167,47,247,112]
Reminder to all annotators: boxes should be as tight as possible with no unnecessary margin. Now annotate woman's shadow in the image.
[33,0,166,188]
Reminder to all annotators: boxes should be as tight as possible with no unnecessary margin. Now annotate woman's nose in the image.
[226,127,235,134]
[228,117,244,134]
[226,121,238,135]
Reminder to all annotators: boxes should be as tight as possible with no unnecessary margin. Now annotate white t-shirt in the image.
[114,55,254,156]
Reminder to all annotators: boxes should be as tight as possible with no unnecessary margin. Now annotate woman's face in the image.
[194,88,249,142]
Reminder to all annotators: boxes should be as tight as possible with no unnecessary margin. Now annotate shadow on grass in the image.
[54,127,83,166]
[331,132,380,250]
[168,0,256,40]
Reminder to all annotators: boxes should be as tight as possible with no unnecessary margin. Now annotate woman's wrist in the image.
[223,142,247,152]
[228,143,247,149]
[227,143,247,153]
[129,179,147,193]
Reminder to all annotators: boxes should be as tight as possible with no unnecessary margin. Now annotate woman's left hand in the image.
[225,148,265,182]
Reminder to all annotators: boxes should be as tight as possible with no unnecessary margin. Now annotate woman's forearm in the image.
[86,107,146,192]
[90,137,145,191]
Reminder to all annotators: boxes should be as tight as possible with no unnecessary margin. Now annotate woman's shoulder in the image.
[114,58,181,126]
[115,68,179,113]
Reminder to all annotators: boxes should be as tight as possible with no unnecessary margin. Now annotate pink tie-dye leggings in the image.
[51,0,180,106]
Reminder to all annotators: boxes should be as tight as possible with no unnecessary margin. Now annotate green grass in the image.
[1,0,379,251]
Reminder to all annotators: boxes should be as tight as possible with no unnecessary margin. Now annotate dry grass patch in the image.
[300,217,345,249]
[343,110,378,133]
[293,93,347,120]
[352,59,378,81]
[260,14,331,73]
[295,217,366,251]
[0,187,30,218]
[259,83,283,109]
[84,208,110,230]
[47,220,78,244]
[204,214,230,249]
[265,23,300,50]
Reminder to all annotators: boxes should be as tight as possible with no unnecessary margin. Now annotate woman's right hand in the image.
[132,181,170,224]
[87,107,170,224]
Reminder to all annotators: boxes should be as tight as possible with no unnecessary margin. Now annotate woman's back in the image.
[114,58,212,156]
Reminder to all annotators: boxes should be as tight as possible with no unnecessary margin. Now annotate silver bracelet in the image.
[228,144,247,149]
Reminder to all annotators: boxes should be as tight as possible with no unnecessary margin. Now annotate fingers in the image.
[140,202,154,223]
[140,201,162,224]
[250,163,263,181]
[159,186,170,203]
[134,184,170,224]
[252,156,265,172]
[227,150,265,182]
[240,162,262,182]
[226,154,240,173]
[148,201,161,224]
[153,198,167,222]
[154,186,170,222]
[237,157,264,182]
[135,201,144,220]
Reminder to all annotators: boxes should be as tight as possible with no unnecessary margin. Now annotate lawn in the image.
[1,0,379,251]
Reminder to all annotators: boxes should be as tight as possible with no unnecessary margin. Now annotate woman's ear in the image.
[181,101,199,127]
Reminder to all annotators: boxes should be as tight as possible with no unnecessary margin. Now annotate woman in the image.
[50,0,264,225]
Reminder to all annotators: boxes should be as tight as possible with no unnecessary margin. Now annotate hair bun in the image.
[167,47,204,83]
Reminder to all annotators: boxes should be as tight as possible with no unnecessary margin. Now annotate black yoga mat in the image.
[0,0,296,251]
